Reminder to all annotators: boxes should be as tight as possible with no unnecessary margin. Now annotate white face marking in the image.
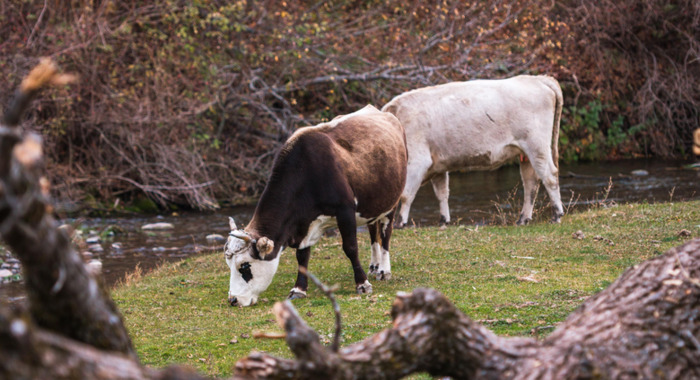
[224,233,281,307]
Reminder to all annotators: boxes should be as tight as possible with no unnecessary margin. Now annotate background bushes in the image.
[1,0,697,210]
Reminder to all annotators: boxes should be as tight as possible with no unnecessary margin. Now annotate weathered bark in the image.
[1,60,699,379]
[235,239,700,379]
[0,59,135,356]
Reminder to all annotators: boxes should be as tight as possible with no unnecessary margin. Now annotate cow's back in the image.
[291,105,407,216]
[382,75,559,174]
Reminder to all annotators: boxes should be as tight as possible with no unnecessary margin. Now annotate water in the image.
[1,159,698,302]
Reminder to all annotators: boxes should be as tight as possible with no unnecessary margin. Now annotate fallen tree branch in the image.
[300,267,342,352]
[0,59,135,356]
[235,238,700,379]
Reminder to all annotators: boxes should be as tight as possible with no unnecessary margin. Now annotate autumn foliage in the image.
[1,0,697,210]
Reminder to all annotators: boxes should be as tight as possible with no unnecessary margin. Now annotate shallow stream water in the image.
[1,159,698,303]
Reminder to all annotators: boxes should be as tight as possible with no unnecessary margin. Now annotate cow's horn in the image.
[228,217,237,231]
[230,230,254,244]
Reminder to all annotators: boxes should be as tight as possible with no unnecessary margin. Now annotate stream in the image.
[1,159,698,303]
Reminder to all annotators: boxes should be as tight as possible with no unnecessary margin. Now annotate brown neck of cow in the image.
[246,144,311,259]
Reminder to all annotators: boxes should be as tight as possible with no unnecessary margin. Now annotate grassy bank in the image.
[112,200,699,377]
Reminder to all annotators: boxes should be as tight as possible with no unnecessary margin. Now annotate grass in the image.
[112,200,699,377]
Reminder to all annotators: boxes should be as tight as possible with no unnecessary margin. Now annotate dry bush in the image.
[1,0,638,210]
[557,0,700,158]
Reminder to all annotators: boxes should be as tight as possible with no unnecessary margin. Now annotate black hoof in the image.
[369,263,377,274]
[516,215,531,225]
[288,290,307,300]
[356,281,373,294]
[375,271,392,281]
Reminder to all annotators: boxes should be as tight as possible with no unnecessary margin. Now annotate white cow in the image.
[382,75,564,226]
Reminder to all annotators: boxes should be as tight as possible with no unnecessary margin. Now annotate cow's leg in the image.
[529,153,565,223]
[368,222,381,276]
[337,206,372,294]
[430,172,450,225]
[374,210,395,281]
[289,247,311,299]
[517,160,538,225]
[397,154,432,228]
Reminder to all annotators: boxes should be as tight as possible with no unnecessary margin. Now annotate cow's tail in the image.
[540,76,563,170]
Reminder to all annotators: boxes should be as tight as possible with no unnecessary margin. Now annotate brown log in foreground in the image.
[235,238,700,379]
[1,60,699,379]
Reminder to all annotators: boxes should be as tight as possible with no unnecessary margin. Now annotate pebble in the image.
[0,269,13,279]
[631,169,649,176]
[88,244,104,253]
[86,236,101,244]
[206,234,226,243]
[142,222,175,230]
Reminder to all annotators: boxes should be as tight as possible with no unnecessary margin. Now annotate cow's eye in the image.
[239,262,253,282]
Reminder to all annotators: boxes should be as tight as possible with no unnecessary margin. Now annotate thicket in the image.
[1,0,698,211]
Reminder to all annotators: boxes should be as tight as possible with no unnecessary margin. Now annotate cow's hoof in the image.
[356,280,373,294]
[368,264,378,275]
[516,215,531,225]
[375,271,391,281]
[288,289,307,300]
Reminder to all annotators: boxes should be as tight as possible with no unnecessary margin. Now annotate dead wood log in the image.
[235,238,700,379]
[0,59,135,356]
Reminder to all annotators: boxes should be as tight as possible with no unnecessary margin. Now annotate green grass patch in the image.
[112,200,699,377]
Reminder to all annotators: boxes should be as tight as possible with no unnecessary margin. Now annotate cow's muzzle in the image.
[228,296,238,307]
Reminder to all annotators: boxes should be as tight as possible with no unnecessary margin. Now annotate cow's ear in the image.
[229,217,237,231]
[256,237,274,259]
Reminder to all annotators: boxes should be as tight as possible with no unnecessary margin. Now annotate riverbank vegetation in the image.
[2,1,698,211]
[112,199,699,377]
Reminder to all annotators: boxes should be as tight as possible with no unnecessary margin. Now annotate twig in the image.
[299,267,342,352]
[253,331,287,339]
[26,0,48,47]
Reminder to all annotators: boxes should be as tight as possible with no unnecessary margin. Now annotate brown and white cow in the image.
[382,75,564,227]
[224,105,407,306]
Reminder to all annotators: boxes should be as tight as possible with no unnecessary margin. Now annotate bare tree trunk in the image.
[1,60,699,379]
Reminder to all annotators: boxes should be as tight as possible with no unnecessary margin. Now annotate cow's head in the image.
[224,217,280,307]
